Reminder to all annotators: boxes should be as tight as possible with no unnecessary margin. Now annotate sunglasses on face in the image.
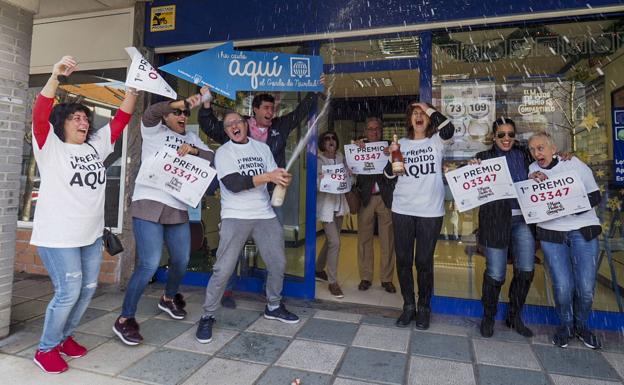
[496,131,516,139]
[172,109,191,117]
[324,136,337,141]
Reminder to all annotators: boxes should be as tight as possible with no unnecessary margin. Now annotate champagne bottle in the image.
[271,184,287,207]
[391,134,404,174]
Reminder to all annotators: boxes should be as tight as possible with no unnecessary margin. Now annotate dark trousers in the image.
[392,213,443,308]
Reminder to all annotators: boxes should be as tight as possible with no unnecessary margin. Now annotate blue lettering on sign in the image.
[613,108,624,186]
[159,42,323,100]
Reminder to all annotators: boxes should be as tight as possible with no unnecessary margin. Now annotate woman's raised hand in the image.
[53,56,77,78]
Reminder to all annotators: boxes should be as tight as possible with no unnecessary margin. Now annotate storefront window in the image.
[432,18,624,312]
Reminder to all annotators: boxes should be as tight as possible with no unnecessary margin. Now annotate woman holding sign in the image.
[316,131,350,298]
[113,93,214,346]
[473,118,537,339]
[385,102,454,329]
[31,56,138,373]
[528,132,602,349]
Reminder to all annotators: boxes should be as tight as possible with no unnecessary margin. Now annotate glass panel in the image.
[432,18,624,312]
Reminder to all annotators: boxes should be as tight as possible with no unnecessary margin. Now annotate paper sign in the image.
[514,170,591,224]
[135,147,216,207]
[125,47,177,99]
[445,157,517,212]
[343,141,389,175]
[319,163,351,194]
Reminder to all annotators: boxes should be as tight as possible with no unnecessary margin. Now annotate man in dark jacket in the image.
[353,117,396,293]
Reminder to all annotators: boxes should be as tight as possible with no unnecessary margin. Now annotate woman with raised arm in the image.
[31,56,138,374]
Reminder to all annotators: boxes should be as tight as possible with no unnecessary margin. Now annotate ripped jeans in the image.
[37,237,103,351]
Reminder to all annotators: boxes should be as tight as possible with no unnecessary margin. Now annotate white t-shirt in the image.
[215,138,277,219]
[528,156,600,231]
[132,121,210,210]
[31,124,113,247]
[391,134,446,217]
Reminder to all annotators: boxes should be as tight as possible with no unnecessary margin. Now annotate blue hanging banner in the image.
[614,107,624,185]
[159,42,323,99]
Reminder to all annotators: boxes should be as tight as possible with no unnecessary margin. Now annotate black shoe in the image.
[315,271,328,282]
[395,306,416,328]
[113,317,143,346]
[576,328,602,349]
[196,315,215,344]
[158,295,187,320]
[552,326,572,348]
[480,317,495,337]
[381,282,397,293]
[173,293,186,309]
[505,314,533,337]
[264,303,300,324]
[414,306,431,330]
[220,292,237,309]
[358,280,372,291]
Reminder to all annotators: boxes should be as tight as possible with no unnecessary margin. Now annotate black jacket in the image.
[475,144,534,249]
[356,171,394,210]
[197,93,317,168]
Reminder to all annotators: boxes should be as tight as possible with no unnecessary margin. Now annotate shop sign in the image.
[613,107,624,184]
[150,5,176,32]
[159,42,323,99]
[518,88,556,115]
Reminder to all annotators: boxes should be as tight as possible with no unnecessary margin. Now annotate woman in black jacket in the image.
[473,117,536,338]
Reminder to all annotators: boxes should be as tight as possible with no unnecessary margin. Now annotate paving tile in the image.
[313,309,362,323]
[276,339,345,374]
[333,379,384,385]
[12,279,44,291]
[257,366,332,385]
[470,322,531,343]
[246,315,307,337]
[70,339,156,375]
[138,318,194,346]
[217,332,291,364]
[10,300,48,322]
[338,347,407,385]
[10,296,31,306]
[234,298,268,311]
[135,296,162,317]
[473,339,541,370]
[360,315,397,328]
[533,344,621,381]
[419,316,472,337]
[549,374,623,385]
[12,281,54,299]
[88,293,124,311]
[297,318,359,345]
[602,352,624,379]
[477,365,549,385]
[407,355,475,385]
[410,331,472,362]
[181,357,266,385]
[352,324,410,353]
[165,326,238,355]
[0,327,40,354]
[120,348,209,385]
[213,307,262,330]
[0,354,146,385]
[78,307,109,326]
[285,304,318,318]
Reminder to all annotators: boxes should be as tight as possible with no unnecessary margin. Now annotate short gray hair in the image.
[528,131,555,147]
[365,117,383,127]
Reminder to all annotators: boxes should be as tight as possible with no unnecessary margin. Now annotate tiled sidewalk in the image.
[1,273,624,385]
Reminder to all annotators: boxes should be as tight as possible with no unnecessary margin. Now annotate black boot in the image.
[395,304,416,327]
[480,274,504,338]
[415,305,431,330]
[505,269,535,337]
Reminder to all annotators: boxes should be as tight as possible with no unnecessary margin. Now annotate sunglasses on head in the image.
[172,109,191,117]
[496,131,516,139]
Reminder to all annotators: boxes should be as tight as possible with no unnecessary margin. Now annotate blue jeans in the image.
[541,230,599,329]
[484,216,535,282]
[121,217,190,317]
[37,238,103,351]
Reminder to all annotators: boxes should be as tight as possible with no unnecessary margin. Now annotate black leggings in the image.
[392,213,443,308]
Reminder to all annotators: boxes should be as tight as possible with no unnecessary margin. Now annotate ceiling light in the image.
[382,78,393,87]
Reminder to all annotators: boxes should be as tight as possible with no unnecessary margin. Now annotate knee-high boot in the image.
[480,273,504,337]
[505,269,534,337]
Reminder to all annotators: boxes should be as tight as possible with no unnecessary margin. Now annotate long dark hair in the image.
[49,102,93,142]
[492,117,516,133]
[405,101,436,139]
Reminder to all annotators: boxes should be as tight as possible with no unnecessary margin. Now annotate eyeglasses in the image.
[67,114,89,123]
[324,136,337,141]
[172,109,191,117]
[496,131,516,139]
[224,119,245,128]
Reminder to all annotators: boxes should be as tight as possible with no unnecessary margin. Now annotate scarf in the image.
[247,117,269,143]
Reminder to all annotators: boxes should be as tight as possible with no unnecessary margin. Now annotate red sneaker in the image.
[59,336,87,358]
[34,347,68,374]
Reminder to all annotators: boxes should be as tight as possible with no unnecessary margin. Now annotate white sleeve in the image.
[215,146,239,177]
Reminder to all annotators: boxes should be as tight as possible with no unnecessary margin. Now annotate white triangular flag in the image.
[125,47,177,99]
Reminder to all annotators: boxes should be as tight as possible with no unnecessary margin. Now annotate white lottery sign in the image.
[125,47,177,99]
[445,156,517,212]
[344,141,389,174]
[135,147,216,207]
[514,171,591,224]
[320,163,351,194]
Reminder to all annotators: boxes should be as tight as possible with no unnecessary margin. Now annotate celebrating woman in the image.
[31,56,138,373]
[385,102,454,329]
